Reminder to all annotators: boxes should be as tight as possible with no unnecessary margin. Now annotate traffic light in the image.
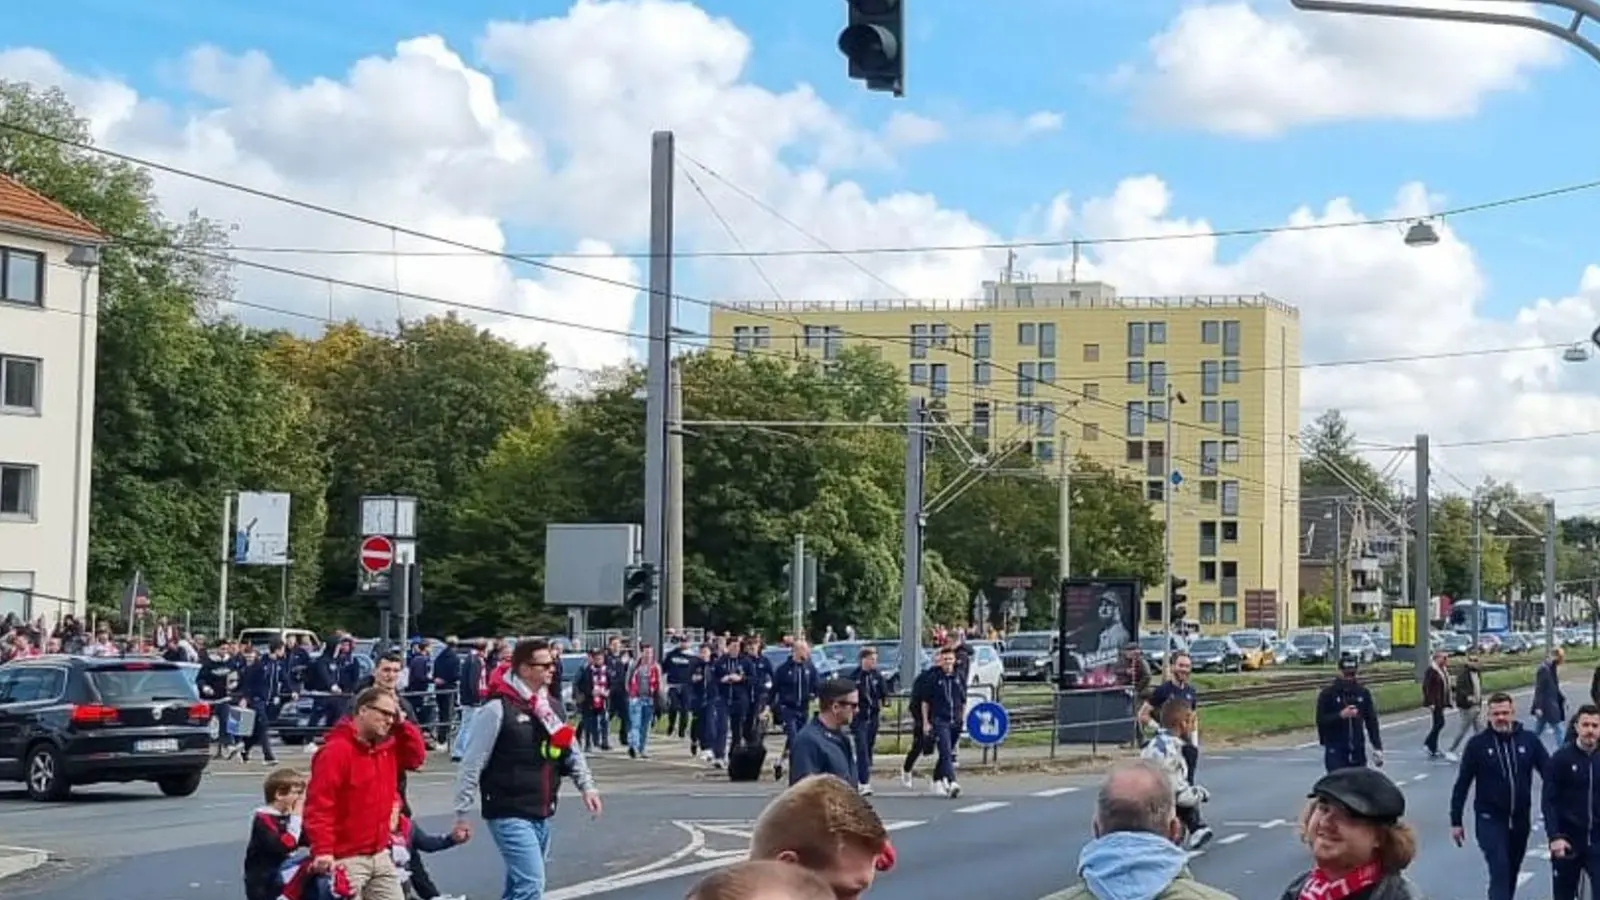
[1168,575,1189,625]
[839,0,905,97]
[624,563,657,612]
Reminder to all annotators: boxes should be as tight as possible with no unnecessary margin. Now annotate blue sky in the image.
[9,0,1599,321]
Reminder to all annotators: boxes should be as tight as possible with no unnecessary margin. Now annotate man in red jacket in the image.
[304,685,427,899]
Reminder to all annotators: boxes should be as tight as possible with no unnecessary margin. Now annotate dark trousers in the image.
[581,707,609,749]
[903,724,931,772]
[1425,706,1447,754]
[778,707,806,757]
[1477,816,1531,900]
[740,704,762,747]
[932,721,957,782]
[1178,803,1206,833]
[1551,843,1600,900]
[666,686,689,737]
[689,706,705,750]
[1182,741,1199,782]
[611,692,630,742]
[853,717,879,785]
[1324,745,1368,773]
[434,690,457,745]
[729,703,751,749]
[243,700,278,762]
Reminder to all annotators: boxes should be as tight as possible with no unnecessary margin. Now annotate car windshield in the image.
[1007,634,1052,651]
[1230,633,1261,648]
[1373,638,1391,648]
[871,643,903,666]
[89,665,199,704]
[1340,635,1365,646]
[1138,636,1169,651]
[1189,639,1225,653]
[818,643,863,666]
[1293,635,1327,648]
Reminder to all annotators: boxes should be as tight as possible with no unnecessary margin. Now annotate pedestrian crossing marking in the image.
[1517,871,1533,889]
[1218,834,1248,845]
[1032,787,1080,797]
[1260,818,1287,829]
[953,801,1011,814]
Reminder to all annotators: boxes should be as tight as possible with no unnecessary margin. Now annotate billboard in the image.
[1057,578,1140,690]
[544,524,641,608]
[235,492,292,566]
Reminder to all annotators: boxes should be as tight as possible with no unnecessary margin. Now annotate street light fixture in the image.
[1403,220,1441,248]
[1289,0,1600,69]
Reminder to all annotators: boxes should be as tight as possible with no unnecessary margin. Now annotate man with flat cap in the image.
[1279,767,1421,900]
[1315,656,1384,773]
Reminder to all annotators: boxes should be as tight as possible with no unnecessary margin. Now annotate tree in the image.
[1428,495,1509,602]
[1301,410,1393,504]
[1299,594,1332,626]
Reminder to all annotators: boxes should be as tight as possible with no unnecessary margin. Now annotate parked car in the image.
[1000,631,1059,683]
[1370,636,1393,661]
[963,641,1006,701]
[1267,639,1292,665]
[1186,637,1245,673]
[1338,633,1379,665]
[1439,632,1473,656]
[0,655,212,801]
[1227,631,1275,670]
[1139,632,1188,672]
[1290,633,1334,664]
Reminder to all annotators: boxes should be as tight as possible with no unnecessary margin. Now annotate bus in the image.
[1446,600,1511,635]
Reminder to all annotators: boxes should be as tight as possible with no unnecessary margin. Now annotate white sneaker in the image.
[1187,826,1214,850]
[1444,751,1459,763]
[900,770,914,789]
[700,750,713,762]
[933,779,950,797]
[859,784,874,796]
[947,780,962,798]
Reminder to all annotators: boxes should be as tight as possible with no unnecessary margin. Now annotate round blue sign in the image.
[965,700,1010,746]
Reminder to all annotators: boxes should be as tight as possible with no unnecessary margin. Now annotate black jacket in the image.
[1450,723,1550,827]
[1543,742,1600,850]
[1316,677,1383,753]
[788,716,856,786]
[849,665,889,724]
[242,808,303,900]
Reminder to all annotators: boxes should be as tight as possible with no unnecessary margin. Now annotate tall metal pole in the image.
[791,533,806,639]
[1162,381,1175,629]
[900,397,928,694]
[667,358,685,633]
[1397,493,1410,610]
[1057,440,1071,583]
[1545,499,1559,650]
[641,130,675,651]
[218,492,232,637]
[1413,435,1431,682]
[1471,497,1482,647]
[1332,499,1344,656]
[279,563,290,631]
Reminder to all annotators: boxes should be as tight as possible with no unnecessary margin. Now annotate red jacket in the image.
[488,660,511,697]
[303,716,426,859]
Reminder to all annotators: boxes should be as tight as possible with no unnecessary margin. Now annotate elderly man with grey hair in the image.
[1041,759,1237,900]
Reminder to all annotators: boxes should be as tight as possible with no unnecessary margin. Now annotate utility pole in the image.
[791,533,807,639]
[641,129,675,651]
[1545,498,1559,650]
[900,396,928,694]
[1413,435,1431,682]
[1161,381,1175,628]
[1057,440,1071,583]
[1470,496,1483,648]
[218,492,232,637]
[667,357,685,633]
[1397,492,1410,609]
[1332,498,1344,656]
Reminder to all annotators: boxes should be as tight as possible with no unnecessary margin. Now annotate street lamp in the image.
[1403,220,1440,248]
[1289,0,1600,68]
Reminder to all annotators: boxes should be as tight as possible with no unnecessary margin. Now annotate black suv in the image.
[0,655,212,801]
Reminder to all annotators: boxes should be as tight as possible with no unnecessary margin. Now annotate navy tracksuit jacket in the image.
[1452,724,1550,900]
[1543,742,1600,900]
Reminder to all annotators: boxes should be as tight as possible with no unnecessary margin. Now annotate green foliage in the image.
[1299,594,1332,626]
[1301,410,1394,505]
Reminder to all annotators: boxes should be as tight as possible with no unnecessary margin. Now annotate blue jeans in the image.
[628,698,656,753]
[487,816,551,900]
[933,721,957,782]
[1475,815,1531,900]
[706,701,730,760]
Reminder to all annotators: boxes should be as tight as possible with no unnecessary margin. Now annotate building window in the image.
[1018,322,1036,346]
[1,247,43,307]
[1222,521,1239,542]
[1082,422,1099,441]
[973,324,992,359]
[1147,480,1164,502]
[973,361,992,385]
[1147,362,1166,397]
[1201,400,1219,424]
[910,363,928,385]
[1018,361,1037,397]
[0,571,33,619]
[1222,440,1240,463]
[732,326,753,352]
[930,364,949,397]
[1126,440,1144,463]
[1016,285,1034,306]
[1017,403,1035,425]
[1148,321,1167,344]
[1200,481,1218,503]
[1220,601,1238,625]
[1201,360,1220,396]
[1145,440,1165,478]
[1201,320,1220,344]
[1038,323,1056,358]
[1200,440,1219,476]
[1036,401,1057,437]
[804,325,826,349]
[822,326,844,360]
[1036,440,1054,462]
[0,463,37,519]
[1222,320,1242,357]
[0,356,41,413]
[1127,361,1145,385]
[911,324,930,358]
[1200,522,1217,557]
[1200,561,1218,583]
[1221,481,1240,516]
[1220,561,1239,597]
[1083,382,1100,399]
[931,324,950,346]
[1039,362,1056,385]
[1148,400,1167,422]
[1128,322,1146,357]
[1199,602,1217,625]
[751,326,771,348]
[1221,400,1240,436]
[972,402,991,440]
[1083,343,1100,362]
[1146,601,1164,623]
[1222,359,1241,383]
[1126,402,1145,437]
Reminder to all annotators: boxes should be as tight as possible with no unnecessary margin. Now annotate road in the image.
[0,680,1578,900]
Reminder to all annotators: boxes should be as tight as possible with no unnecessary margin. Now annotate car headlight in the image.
[1031,658,1048,667]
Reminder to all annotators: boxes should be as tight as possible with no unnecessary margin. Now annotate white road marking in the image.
[1411,773,1429,781]
[1032,787,1081,797]
[1260,818,1287,829]
[1218,833,1248,845]
[953,801,1011,814]
[1516,871,1534,889]
[1187,850,1206,860]
[1295,741,1320,750]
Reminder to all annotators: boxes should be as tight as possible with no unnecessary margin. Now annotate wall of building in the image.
[0,227,98,626]
[709,282,1302,634]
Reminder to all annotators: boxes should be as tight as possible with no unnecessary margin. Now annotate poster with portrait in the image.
[1056,578,1141,690]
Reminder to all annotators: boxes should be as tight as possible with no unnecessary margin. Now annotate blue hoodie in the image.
[1077,832,1189,900]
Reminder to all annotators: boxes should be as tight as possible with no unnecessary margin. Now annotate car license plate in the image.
[136,739,179,753]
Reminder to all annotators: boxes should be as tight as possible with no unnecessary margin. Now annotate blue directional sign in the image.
[1170,469,1184,487]
[965,700,1010,746]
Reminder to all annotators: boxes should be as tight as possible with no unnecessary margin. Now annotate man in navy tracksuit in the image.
[724,639,757,754]
[771,641,819,782]
[1315,657,1384,772]
[431,637,462,746]
[923,646,967,798]
[742,638,775,749]
[1543,704,1600,900]
[1451,691,1551,900]
[662,636,695,739]
[240,641,290,764]
[708,639,743,767]
[849,645,889,794]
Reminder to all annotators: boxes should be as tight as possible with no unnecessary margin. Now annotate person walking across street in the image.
[771,641,819,782]
[303,686,427,900]
[624,643,665,759]
[1532,648,1567,745]
[1449,650,1486,758]
[432,637,462,748]
[1450,691,1551,900]
[899,659,939,789]
[1423,650,1453,761]
[240,640,291,765]
[1140,651,1200,780]
[688,643,711,758]
[848,646,888,795]
[454,638,602,900]
[1316,656,1383,773]
[451,641,487,762]
[1542,703,1600,900]
[788,678,860,786]
[922,646,967,798]
[355,652,442,900]
[662,636,695,739]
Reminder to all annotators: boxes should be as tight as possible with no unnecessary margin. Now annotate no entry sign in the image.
[359,534,395,574]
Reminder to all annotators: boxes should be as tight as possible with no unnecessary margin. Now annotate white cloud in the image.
[1129,1,1563,136]
[1,0,1597,488]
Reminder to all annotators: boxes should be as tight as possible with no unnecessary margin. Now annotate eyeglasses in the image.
[364,705,399,720]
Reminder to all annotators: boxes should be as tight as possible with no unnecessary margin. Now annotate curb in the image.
[0,846,48,882]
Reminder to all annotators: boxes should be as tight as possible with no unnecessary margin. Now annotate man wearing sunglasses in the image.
[787,678,862,787]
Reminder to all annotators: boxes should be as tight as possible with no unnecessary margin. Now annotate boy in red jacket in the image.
[303,686,427,900]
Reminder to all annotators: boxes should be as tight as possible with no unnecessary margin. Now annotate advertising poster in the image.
[234,491,292,566]
[1057,578,1140,689]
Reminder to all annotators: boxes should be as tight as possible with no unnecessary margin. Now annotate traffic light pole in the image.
[1413,435,1431,682]
[641,130,675,651]
[899,396,928,695]
[1162,381,1175,631]
[1332,499,1344,658]
[790,533,807,639]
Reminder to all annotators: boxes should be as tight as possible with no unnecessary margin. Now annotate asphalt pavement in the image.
[0,678,1579,900]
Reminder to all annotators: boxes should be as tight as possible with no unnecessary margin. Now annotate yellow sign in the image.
[1391,608,1417,647]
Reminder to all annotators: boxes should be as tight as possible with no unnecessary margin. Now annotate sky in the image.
[4,0,1600,508]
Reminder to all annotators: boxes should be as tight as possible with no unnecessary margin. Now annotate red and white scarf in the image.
[1299,861,1383,900]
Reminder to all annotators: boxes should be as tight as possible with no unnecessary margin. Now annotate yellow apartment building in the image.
[707,279,1301,635]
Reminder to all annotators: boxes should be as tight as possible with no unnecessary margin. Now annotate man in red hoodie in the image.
[304,685,427,899]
